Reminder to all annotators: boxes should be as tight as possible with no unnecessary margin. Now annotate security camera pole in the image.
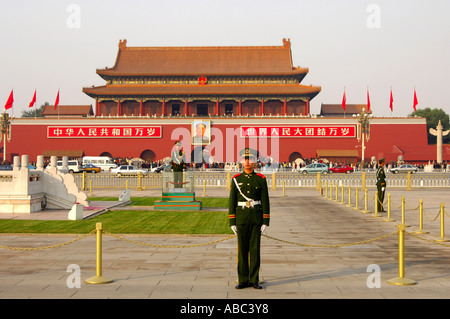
[0,112,12,162]
[357,108,370,169]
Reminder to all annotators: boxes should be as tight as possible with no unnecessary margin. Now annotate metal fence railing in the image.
[73,171,450,191]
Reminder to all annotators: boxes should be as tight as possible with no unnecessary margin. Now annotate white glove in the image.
[260,224,267,234]
[231,225,237,235]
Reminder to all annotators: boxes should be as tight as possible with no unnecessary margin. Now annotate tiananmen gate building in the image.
[5,39,449,166]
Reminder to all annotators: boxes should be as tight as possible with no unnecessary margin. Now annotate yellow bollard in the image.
[89,180,93,196]
[435,203,449,242]
[85,223,113,284]
[126,179,129,190]
[383,193,395,222]
[340,185,344,204]
[334,184,339,202]
[82,171,87,191]
[328,182,333,200]
[401,196,410,227]
[413,199,428,234]
[361,188,370,213]
[272,172,276,190]
[371,190,382,217]
[316,172,322,191]
[325,181,328,198]
[353,188,360,211]
[406,172,413,191]
[202,180,206,197]
[282,180,286,197]
[388,224,416,286]
[361,171,366,191]
[136,172,143,191]
[346,186,352,207]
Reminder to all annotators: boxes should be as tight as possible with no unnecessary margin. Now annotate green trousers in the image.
[236,224,261,284]
[377,184,385,212]
[173,171,183,188]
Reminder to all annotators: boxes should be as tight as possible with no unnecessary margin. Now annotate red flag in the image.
[4,89,14,110]
[29,89,36,108]
[54,89,60,110]
[366,88,371,111]
[342,89,346,111]
[413,88,418,112]
[389,87,393,112]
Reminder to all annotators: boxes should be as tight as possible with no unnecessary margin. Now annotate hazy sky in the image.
[1,0,449,118]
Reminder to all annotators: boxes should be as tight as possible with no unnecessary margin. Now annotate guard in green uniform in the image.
[376,158,386,212]
[171,141,186,188]
[229,148,270,289]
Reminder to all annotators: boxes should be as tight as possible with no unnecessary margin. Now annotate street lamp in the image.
[357,108,370,169]
[0,112,12,163]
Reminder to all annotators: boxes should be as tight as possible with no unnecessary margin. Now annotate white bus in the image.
[82,156,117,171]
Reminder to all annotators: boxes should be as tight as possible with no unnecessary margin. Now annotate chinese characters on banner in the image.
[241,126,356,138]
[48,126,162,138]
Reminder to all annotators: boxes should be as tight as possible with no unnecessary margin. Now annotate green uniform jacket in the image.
[171,150,186,172]
[376,166,386,187]
[228,171,270,227]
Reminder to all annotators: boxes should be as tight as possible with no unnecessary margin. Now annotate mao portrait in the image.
[191,120,211,145]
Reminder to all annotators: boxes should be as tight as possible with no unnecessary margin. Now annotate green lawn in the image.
[0,197,231,235]
[91,196,229,208]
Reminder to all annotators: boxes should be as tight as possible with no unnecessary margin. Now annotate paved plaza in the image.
[0,186,450,303]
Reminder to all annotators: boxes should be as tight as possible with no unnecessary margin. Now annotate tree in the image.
[21,102,48,118]
[409,108,450,144]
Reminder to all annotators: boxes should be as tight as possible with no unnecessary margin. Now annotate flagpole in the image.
[10,87,13,119]
[56,88,60,120]
[344,85,347,119]
[390,86,393,117]
[34,88,37,119]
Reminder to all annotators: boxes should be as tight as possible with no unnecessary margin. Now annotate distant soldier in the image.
[171,141,186,188]
[229,148,270,289]
[376,158,386,212]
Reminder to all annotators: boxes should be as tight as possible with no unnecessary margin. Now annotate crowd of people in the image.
[2,157,447,173]
[108,156,449,173]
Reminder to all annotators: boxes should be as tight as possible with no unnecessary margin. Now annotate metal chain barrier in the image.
[262,231,398,248]
[1,191,449,287]
[103,231,237,248]
[0,230,96,251]
[445,209,450,218]
[423,209,441,222]
[406,230,450,248]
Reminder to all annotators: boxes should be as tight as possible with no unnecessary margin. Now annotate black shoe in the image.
[235,282,248,289]
[251,282,263,289]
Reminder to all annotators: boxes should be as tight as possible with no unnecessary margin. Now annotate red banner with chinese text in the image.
[240,125,356,138]
[48,126,162,138]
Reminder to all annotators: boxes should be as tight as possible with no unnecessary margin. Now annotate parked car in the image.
[151,163,170,173]
[389,164,419,174]
[81,163,101,174]
[111,165,148,176]
[57,160,82,173]
[298,163,329,174]
[329,164,354,174]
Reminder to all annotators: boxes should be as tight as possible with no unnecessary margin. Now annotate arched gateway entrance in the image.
[140,149,156,162]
